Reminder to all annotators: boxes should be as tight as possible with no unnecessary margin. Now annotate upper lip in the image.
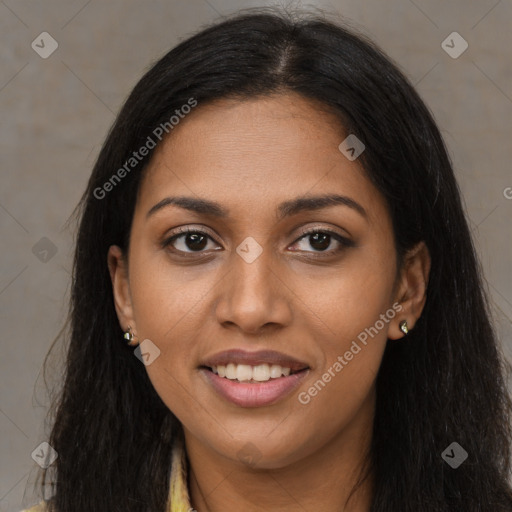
[201,349,310,372]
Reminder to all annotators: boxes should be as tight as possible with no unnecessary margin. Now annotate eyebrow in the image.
[146,193,367,221]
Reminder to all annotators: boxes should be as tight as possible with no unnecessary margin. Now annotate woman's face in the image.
[109,93,427,469]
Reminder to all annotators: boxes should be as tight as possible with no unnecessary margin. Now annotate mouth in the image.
[201,363,307,382]
[199,349,310,407]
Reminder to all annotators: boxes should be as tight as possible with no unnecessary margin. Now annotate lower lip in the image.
[200,368,310,408]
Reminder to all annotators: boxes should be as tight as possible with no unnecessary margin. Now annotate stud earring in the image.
[123,326,139,346]
[399,320,409,335]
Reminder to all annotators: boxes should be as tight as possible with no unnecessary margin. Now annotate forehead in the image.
[136,93,388,226]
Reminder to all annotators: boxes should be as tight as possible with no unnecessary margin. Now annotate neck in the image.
[184,394,375,512]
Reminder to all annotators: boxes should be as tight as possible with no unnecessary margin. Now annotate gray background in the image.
[1,1,511,510]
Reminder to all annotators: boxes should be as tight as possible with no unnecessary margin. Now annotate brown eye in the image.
[181,232,208,251]
[162,228,219,254]
[291,230,354,255]
[307,232,331,251]
[161,226,354,259]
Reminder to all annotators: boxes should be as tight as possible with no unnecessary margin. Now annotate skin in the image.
[108,93,430,512]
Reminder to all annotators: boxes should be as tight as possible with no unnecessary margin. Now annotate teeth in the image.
[253,364,270,381]
[211,363,295,382]
[269,364,283,378]
[236,364,253,381]
[226,363,236,379]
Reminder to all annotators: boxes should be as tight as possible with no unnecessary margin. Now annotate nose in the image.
[214,248,293,335]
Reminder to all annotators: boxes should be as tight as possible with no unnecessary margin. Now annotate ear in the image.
[107,245,136,334]
[388,241,431,340]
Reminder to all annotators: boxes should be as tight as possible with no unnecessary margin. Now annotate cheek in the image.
[126,250,227,418]
[292,345,383,463]
[291,249,395,414]
[294,248,397,343]
[294,268,392,441]
[128,247,217,341]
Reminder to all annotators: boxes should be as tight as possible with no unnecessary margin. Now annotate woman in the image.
[23,7,512,512]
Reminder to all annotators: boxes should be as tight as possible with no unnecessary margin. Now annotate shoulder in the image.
[20,501,47,512]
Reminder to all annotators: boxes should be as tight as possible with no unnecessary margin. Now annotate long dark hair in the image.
[38,7,512,511]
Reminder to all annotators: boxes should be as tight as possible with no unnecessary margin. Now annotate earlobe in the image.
[389,241,431,340]
[107,245,136,333]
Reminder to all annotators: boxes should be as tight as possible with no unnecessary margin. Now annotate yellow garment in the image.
[21,437,192,512]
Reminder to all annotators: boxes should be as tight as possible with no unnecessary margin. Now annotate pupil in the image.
[187,233,207,251]
[310,233,330,251]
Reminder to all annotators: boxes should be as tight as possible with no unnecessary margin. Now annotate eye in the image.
[290,228,354,255]
[162,226,220,255]
[161,226,355,258]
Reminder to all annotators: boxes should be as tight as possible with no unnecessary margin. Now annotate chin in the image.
[208,430,315,470]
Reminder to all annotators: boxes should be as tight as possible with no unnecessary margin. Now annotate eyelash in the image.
[161,226,354,259]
